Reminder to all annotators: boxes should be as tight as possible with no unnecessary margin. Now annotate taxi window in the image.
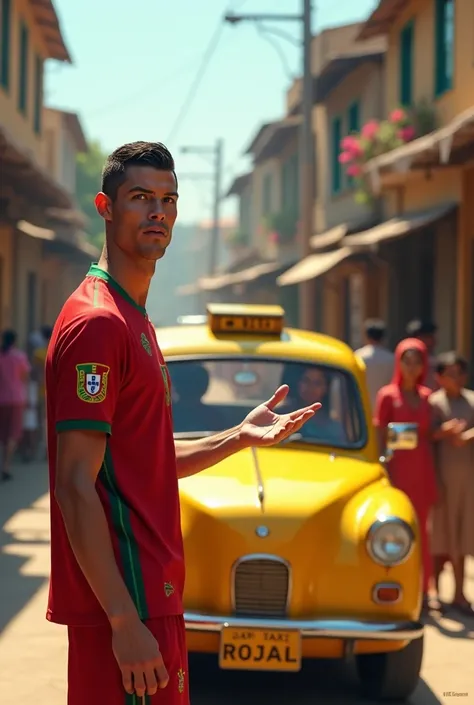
[168,357,366,449]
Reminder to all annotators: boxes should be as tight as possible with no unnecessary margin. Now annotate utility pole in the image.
[225,1,315,330]
[180,139,223,277]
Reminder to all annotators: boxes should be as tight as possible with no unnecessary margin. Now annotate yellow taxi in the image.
[158,303,424,702]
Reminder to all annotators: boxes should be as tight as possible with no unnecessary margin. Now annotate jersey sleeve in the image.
[53,312,127,435]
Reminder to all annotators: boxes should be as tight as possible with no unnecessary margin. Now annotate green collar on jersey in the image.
[87,263,147,317]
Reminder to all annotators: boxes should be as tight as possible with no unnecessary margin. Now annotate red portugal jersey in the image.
[45,264,184,626]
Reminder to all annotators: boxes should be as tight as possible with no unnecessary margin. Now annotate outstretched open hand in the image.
[240,385,321,447]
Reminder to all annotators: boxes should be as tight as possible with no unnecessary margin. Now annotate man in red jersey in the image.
[46,141,321,705]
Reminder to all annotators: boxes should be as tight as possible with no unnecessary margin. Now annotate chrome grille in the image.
[233,556,290,618]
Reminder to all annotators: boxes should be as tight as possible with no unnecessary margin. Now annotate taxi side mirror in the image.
[386,422,419,451]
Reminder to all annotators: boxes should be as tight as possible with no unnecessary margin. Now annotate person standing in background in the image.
[33,325,53,458]
[355,319,395,410]
[406,319,438,389]
[429,352,474,615]
[373,338,439,611]
[0,330,31,480]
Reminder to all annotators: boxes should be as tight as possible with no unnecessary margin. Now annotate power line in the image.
[165,21,226,146]
[86,54,202,118]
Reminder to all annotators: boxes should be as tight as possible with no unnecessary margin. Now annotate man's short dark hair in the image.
[435,351,468,375]
[406,319,437,337]
[101,141,177,201]
[364,318,386,342]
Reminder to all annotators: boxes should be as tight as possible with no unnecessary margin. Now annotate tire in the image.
[356,635,424,701]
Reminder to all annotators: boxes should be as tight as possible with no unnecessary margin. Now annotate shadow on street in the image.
[423,610,474,640]
[188,654,443,704]
[0,461,51,634]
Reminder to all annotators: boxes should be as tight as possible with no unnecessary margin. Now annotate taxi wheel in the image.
[355,635,424,701]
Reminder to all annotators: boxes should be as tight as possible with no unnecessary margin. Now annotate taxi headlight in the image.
[366,517,414,567]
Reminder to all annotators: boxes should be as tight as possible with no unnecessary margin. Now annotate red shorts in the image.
[67,615,189,705]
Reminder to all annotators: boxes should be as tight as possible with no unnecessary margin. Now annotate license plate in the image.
[219,627,302,672]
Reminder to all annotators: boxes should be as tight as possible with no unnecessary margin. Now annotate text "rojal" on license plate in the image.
[219,627,302,672]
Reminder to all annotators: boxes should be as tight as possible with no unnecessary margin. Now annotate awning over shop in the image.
[199,260,285,291]
[309,220,379,251]
[177,282,201,296]
[342,202,457,249]
[17,220,55,241]
[17,220,99,259]
[310,224,349,251]
[176,247,263,296]
[277,247,354,287]
[0,125,74,210]
[245,117,301,163]
[226,172,252,198]
[366,107,474,186]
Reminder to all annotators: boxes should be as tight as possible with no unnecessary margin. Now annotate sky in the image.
[46,0,378,225]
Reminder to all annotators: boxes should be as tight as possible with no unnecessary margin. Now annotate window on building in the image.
[400,20,414,106]
[331,116,342,195]
[281,153,299,211]
[18,20,29,114]
[346,102,360,188]
[0,0,11,90]
[262,173,273,215]
[348,101,360,134]
[33,54,43,133]
[435,0,455,96]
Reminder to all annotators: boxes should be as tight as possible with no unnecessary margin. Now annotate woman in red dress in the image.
[374,337,438,610]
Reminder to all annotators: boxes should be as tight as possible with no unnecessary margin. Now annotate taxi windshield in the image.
[168,357,366,449]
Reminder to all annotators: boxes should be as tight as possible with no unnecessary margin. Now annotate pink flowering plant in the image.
[338,108,419,204]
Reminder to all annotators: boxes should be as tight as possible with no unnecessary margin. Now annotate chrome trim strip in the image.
[184,612,423,641]
[230,553,292,614]
[366,516,415,567]
[251,447,265,512]
[372,582,403,605]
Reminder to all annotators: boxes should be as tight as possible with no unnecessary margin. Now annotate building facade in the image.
[357,0,474,365]
[0,0,98,345]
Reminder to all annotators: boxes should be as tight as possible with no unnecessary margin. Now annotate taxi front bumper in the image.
[184,611,424,641]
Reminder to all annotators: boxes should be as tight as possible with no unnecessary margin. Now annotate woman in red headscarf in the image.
[374,338,439,610]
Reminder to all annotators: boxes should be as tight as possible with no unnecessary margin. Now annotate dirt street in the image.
[0,462,473,704]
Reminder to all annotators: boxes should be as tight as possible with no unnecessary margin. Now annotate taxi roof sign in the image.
[207,303,284,336]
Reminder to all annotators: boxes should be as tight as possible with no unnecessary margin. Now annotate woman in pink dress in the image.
[0,330,31,480]
[374,337,438,610]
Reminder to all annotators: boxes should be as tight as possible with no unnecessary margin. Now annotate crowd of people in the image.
[356,318,474,616]
[0,325,52,480]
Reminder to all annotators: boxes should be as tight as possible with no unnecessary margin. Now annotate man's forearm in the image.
[55,472,138,624]
[175,425,247,478]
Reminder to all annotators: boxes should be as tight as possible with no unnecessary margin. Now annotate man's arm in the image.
[55,430,137,621]
[174,385,321,479]
[175,425,245,478]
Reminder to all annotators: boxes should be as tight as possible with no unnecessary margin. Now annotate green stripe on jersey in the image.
[99,443,149,619]
[125,693,150,704]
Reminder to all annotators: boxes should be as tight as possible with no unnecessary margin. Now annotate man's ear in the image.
[95,192,112,222]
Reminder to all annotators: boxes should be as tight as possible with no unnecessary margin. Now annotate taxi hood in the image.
[179,445,384,518]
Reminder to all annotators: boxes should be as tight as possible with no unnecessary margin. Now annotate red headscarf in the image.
[392,337,428,387]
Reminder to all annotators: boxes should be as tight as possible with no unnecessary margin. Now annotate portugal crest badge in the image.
[76,363,110,403]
